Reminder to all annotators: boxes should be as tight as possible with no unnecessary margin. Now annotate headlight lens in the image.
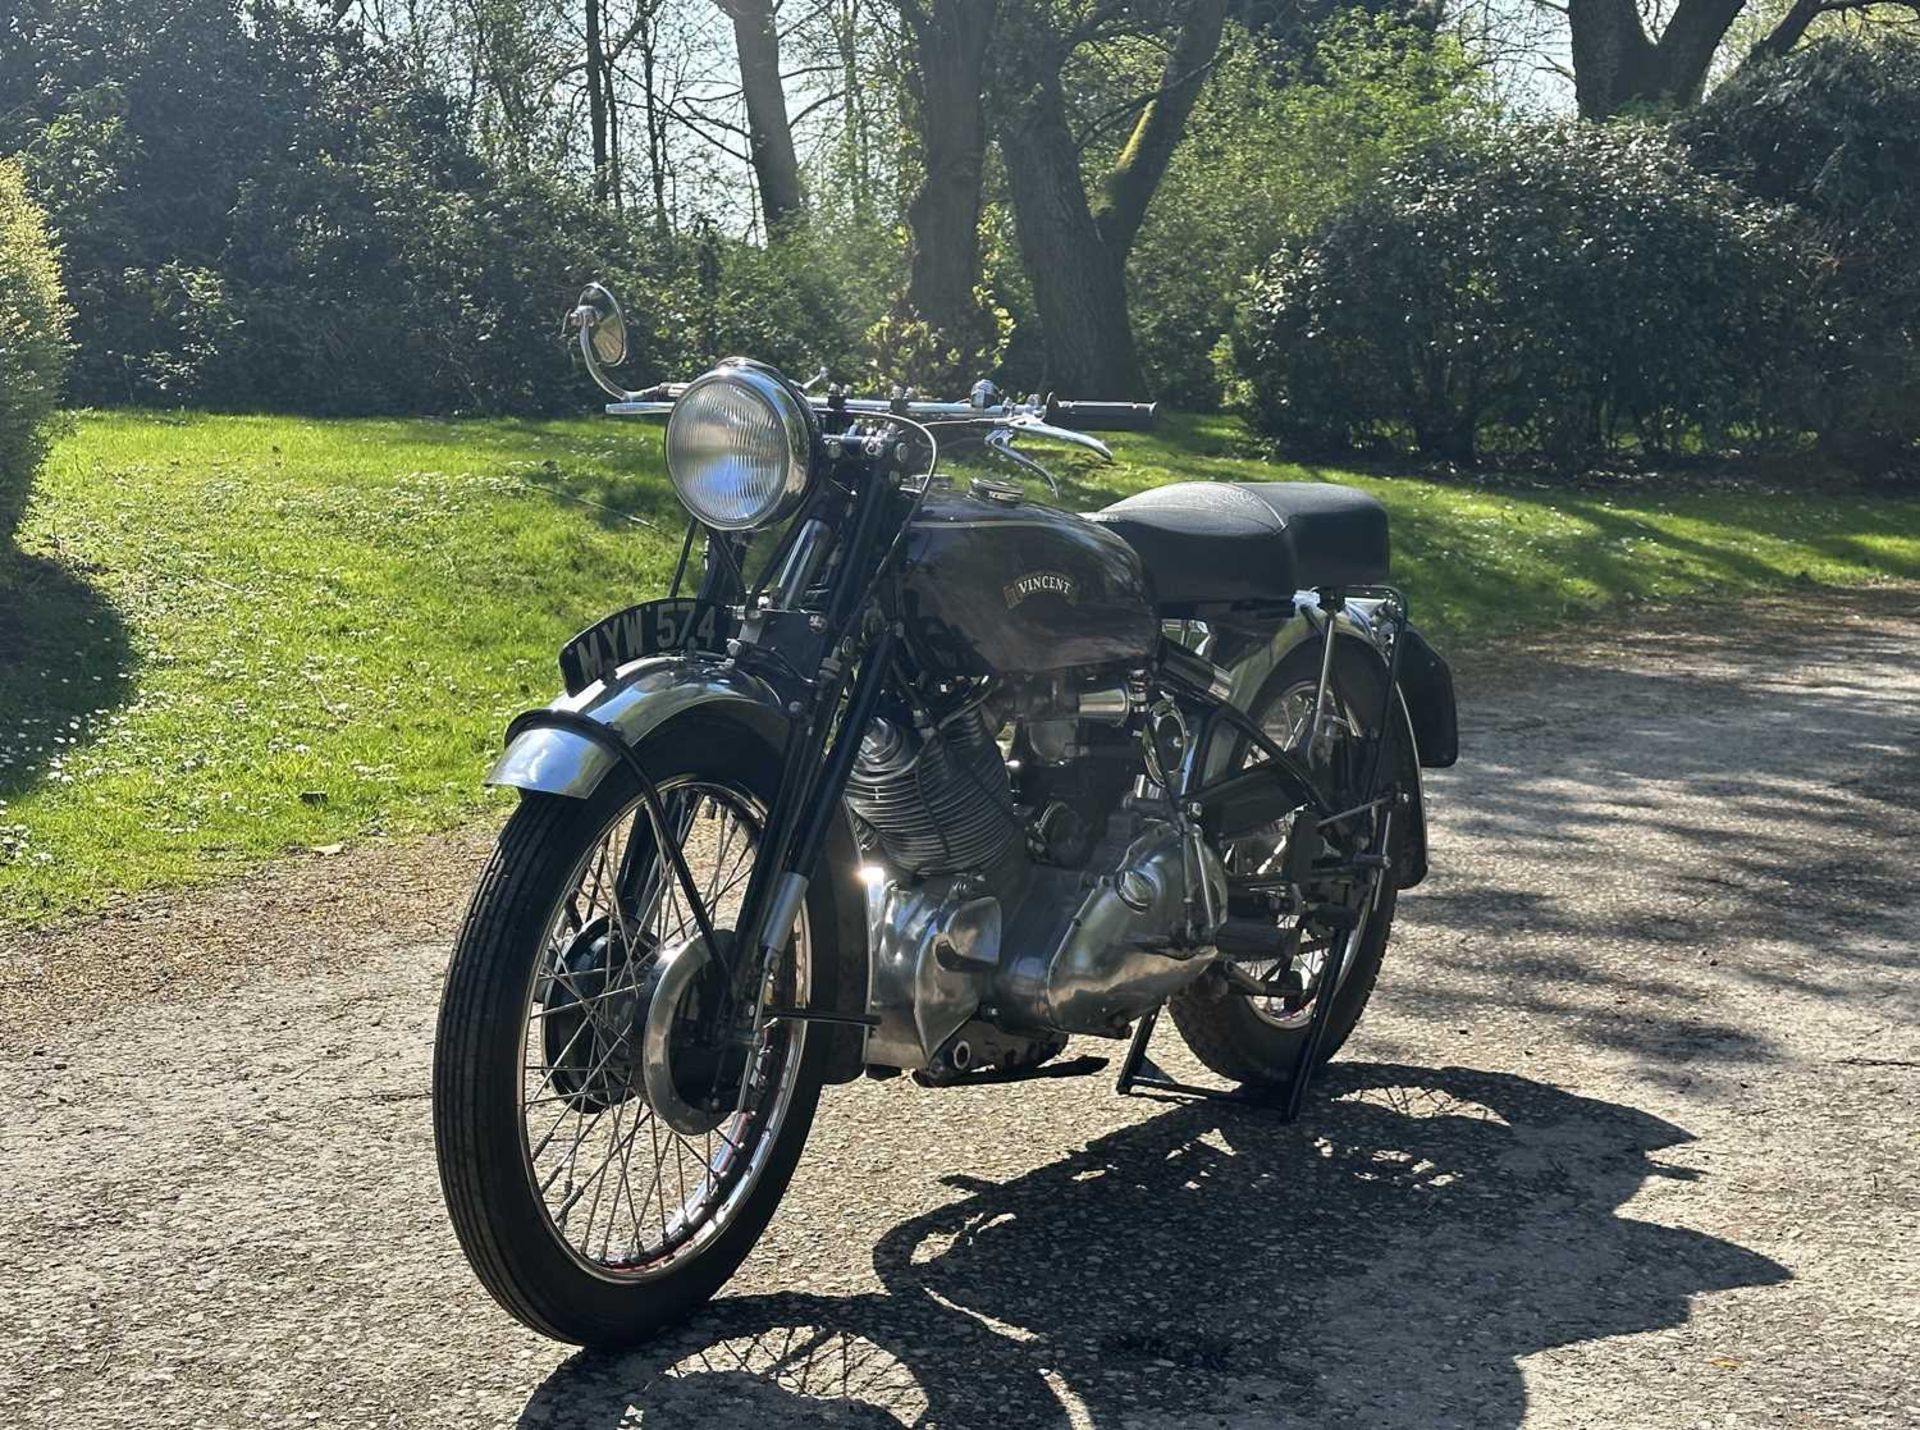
[664,365,812,530]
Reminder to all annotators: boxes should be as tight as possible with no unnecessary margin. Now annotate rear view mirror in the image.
[571,281,628,367]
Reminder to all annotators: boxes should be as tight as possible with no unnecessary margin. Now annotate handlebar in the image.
[609,386,1149,427]
[570,294,1152,442]
[1046,399,1158,432]
[570,295,1136,494]
[604,386,1148,455]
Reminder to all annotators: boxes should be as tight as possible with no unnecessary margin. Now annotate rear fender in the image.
[1395,624,1458,769]
[489,655,870,1083]
[1209,603,1431,888]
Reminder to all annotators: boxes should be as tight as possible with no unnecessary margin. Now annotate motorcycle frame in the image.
[489,421,1422,1096]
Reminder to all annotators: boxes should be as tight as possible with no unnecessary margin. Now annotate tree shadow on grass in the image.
[0,543,135,804]
[520,1064,1787,1429]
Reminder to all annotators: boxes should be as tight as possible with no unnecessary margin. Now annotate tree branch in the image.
[789,89,847,126]
[1745,0,1904,66]
[661,102,755,162]
[1092,0,1228,258]
[1649,0,1747,100]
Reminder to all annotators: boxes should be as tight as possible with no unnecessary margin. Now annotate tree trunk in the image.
[903,0,998,367]
[1568,0,1746,118]
[586,0,612,205]
[993,0,1226,398]
[998,68,1145,397]
[720,0,804,230]
[1743,0,1826,68]
[1095,0,1229,257]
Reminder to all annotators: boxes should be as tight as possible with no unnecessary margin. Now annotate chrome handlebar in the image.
[602,386,1118,465]
[573,303,1130,485]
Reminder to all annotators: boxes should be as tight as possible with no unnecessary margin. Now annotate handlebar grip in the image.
[1047,399,1159,432]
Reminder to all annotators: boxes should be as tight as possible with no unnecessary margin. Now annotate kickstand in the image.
[1114,915,1364,1121]
[1277,920,1354,1122]
[1113,1005,1162,1095]
[1112,1003,1277,1108]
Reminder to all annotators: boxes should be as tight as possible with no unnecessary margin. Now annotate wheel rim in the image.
[1235,678,1366,1032]
[515,778,807,1282]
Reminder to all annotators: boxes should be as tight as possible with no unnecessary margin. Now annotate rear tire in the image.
[1169,636,1409,1092]
[1169,884,1395,1089]
[434,716,829,1348]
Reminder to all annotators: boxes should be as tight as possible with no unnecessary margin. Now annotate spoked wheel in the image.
[434,718,829,1348]
[1169,636,1409,1093]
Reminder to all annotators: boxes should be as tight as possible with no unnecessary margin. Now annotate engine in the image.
[844,703,1021,878]
[851,678,1227,1078]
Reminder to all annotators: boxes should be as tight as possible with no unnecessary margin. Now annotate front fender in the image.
[488,655,787,798]
[488,655,872,1084]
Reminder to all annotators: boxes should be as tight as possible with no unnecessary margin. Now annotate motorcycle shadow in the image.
[519,1062,1786,1428]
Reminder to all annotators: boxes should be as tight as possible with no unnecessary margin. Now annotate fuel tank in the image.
[900,486,1157,676]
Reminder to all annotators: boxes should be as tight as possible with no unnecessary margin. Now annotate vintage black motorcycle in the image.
[432,283,1458,1348]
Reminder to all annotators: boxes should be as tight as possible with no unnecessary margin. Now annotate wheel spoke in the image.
[513,776,807,1280]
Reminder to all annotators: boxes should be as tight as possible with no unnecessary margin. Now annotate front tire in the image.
[434,717,828,1348]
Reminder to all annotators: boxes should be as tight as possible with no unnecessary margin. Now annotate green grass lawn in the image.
[3,408,1915,923]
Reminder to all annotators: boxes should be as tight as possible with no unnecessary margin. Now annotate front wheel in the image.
[433,717,827,1348]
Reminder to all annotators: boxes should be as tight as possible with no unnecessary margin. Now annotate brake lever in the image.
[984,428,1062,498]
[1005,415,1114,462]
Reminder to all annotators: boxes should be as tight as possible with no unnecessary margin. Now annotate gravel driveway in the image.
[3,590,1915,1430]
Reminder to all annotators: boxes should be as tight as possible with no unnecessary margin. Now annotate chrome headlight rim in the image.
[664,362,815,532]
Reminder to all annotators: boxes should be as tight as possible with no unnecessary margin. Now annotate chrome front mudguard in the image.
[487,655,786,799]
[489,652,874,1083]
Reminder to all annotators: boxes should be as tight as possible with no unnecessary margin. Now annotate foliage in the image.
[1230,122,1811,466]
[1128,16,1492,407]
[1684,34,1920,473]
[0,0,685,415]
[0,0,927,413]
[6,408,1917,919]
[0,159,70,543]
[692,220,898,382]
[866,294,1012,395]
[4,0,1915,436]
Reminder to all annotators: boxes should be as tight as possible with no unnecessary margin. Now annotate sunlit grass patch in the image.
[2,409,1914,922]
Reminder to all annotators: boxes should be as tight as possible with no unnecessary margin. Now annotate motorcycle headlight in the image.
[664,364,813,530]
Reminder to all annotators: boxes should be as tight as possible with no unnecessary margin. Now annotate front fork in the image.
[729,624,898,1033]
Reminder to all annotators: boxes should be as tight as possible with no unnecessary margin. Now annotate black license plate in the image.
[558,599,736,695]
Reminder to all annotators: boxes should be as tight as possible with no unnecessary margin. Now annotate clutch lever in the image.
[984,427,1063,497]
[1004,415,1115,462]
[981,415,1114,497]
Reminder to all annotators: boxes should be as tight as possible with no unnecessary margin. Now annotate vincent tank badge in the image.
[1004,571,1078,607]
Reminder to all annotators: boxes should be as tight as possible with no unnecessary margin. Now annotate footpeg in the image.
[1212,916,1287,957]
[1305,902,1361,929]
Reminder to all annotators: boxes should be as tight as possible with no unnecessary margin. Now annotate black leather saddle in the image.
[1090,481,1389,609]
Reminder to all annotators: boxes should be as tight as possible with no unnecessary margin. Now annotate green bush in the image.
[1128,17,1490,409]
[1230,122,1809,467]
[0,0,691,416]
[1683,35,1920,474]
[0,157,69,542]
